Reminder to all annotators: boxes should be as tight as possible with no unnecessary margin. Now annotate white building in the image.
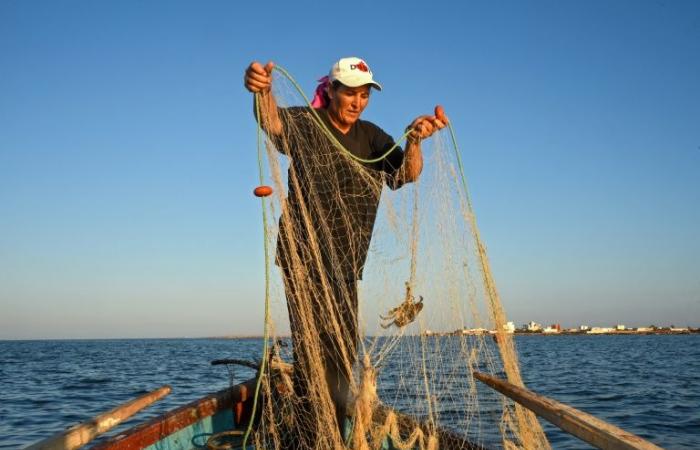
[526,321,542,332]
[462,328,488,335]
[615,324,626,331]
[587,327,615,334]
[503,321,516,334]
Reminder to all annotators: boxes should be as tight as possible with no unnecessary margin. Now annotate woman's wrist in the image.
[405,126,421,145]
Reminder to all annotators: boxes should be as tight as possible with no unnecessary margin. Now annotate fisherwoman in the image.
[244,57,446,445]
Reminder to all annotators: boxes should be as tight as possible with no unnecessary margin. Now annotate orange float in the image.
[435,105,448,124]
[253,185,273,197]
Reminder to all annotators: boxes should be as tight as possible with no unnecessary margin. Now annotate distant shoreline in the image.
[213,330,700,339]
[512,330,700,336]
[421,330,700,337]
[2,331,698,341]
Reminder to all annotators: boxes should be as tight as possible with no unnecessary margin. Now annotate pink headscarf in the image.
[310,76,330,109]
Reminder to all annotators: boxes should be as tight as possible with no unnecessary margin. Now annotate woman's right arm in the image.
[244,61,283,136]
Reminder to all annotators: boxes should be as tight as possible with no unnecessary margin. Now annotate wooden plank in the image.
[473,371,664,450]
[90,379,257,450]
[26,386,171,450]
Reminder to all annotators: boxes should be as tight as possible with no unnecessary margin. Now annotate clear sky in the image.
[1,0,698,339]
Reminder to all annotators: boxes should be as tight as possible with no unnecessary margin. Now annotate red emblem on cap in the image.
[350,61,370,73]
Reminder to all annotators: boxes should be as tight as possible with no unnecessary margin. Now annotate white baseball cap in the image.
[329,57,382,91]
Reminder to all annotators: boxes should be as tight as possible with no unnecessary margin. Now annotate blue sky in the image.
[1,0,698,339]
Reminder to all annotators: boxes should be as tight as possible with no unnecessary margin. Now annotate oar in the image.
[25,385,171,450]
[473,372,664,450]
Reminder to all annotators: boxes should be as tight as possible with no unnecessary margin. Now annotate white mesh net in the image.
[249,68,550,450]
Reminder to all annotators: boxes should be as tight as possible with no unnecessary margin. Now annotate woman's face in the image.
[327,84,371,129]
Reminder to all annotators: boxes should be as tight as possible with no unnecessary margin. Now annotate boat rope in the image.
[241,93,272,449]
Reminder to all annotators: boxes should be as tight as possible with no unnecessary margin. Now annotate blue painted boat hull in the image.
[91,378,482,450]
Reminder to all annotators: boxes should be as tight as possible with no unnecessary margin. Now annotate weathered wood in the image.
[90,379,257,450]
[26,386,171,450]
[473,371,664,450]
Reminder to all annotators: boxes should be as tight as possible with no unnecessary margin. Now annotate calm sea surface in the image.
[1,335,698,449]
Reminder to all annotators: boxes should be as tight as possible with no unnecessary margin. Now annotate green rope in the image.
[445,121,474,209]
[445,120,486,252]
[241,93,272,449]
[272,65,415,164]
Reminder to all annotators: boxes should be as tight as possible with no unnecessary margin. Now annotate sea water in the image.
[1,335,698,449]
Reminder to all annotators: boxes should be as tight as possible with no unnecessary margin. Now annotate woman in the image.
[244,57,446,447]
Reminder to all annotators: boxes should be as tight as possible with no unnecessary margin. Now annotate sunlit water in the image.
[1,335,698,449]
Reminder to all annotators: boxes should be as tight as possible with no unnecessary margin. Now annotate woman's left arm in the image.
[400,113,447,183]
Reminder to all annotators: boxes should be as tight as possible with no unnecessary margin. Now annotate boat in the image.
[26,359,664,450]
[27,357,483,450]
[90,377,258,450]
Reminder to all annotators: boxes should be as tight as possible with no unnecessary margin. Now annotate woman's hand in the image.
[244,61,275,93]
[406,106,448,144]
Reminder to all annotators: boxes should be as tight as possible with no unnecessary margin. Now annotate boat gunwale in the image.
[90,378,257,450]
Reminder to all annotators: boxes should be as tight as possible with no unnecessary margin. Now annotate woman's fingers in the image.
[410,115,431,129]
[407,108,448,143]
[431,118,446,129]
[244,61,273,93]
[434,105,449,124]
[420,120,434,137]
[245,75,269,92]
[249,61,265,75]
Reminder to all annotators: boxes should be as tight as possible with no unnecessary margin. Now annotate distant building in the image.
[503,321,516,334]
[635,327,653,333]
[527,321,542,332]
[670,327,689,332]
[543,324,561,334]
[615,324,626,331]
[462,327,488,335]
[587,327,615,334]
[579,325,590,331]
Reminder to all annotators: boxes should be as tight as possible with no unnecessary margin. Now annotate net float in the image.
[435,105,448,124]
[253,185,273,197]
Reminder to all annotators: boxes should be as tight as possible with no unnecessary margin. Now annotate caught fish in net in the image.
[245,59,551,450]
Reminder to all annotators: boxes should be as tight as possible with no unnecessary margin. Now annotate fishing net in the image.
[246,66,551,450]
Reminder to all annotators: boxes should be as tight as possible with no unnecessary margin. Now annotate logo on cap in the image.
[350,61,370,73]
